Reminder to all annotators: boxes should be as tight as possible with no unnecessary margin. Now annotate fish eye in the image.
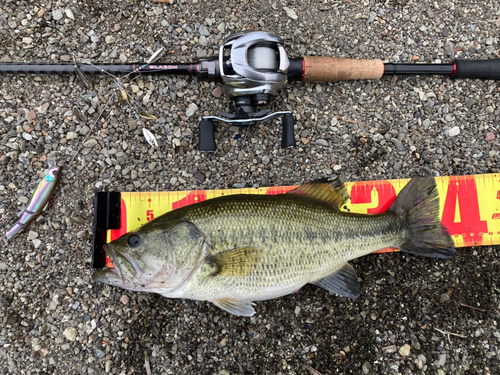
[127,234,141,247]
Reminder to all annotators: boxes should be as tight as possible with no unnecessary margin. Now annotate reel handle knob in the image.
[198,119,216,152]
[281,114,296,148]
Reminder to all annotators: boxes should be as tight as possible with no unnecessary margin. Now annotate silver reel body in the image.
[219,30,290,99]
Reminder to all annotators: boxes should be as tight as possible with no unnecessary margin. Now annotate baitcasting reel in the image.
[196,31,296,152]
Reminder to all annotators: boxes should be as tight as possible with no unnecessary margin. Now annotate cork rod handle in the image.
[302,56,385,82]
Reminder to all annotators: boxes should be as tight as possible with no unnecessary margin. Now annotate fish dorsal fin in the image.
[312,262,361,298]
[206,247,260,277]
[213,299,256,316]
[287,178,349,209]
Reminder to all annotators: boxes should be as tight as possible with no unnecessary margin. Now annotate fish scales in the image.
[161,194,403,301]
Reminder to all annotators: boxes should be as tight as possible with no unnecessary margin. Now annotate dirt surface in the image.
[0,1,499,374]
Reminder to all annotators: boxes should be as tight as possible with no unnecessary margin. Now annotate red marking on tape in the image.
[172,191,207,210]
[266,186,296,195]
[441,177,488,244]
[350,181,397,214]
[492,213,500,220]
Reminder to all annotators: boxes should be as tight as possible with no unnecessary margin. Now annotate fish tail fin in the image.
[390,177,455,259]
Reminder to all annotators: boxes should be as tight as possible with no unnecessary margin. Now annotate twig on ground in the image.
[144,350,152,375]
[459,302,486,312]
[441,145,464,162]
[434,327,468,344]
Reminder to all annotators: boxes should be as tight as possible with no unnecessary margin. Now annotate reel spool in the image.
[198,31,296,152]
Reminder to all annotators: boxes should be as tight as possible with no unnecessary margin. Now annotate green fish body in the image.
[93,177,455,316]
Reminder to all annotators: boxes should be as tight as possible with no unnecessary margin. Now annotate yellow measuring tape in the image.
[105,174,500,250]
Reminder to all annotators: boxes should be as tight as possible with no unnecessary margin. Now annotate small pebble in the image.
[96,349,105,359]
[120,295,129,305]
[65,8,75,20]
[27,231,39,240]
[485,132,495,141]
[382,345,397,353]
[66,132,78,140]
[399,344,411,357]
[448,126,460,137]
[362,361,372,374]
[439,293,450,303]
[63,327,77,341]
[212,87,223,98]
[198,25,210,36]
[434,353,447,368]
[83,139,98,148]
[186,103,198,117]
[315,139,328,146]
[194,171,205,182]
[283,7,298,19]
[199,35,208,46]
[444,41,455,57]
[52,9,64,21]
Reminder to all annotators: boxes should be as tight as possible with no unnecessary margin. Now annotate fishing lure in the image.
[4,94,112,241]
[5,48,164,240]
[77,48,164,149]
[6,155,61,240]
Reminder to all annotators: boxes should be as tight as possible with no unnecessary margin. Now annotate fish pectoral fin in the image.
[312,262,361,298]
[287,177,349,209]
[206,247,260,277]
[213,299,256,316]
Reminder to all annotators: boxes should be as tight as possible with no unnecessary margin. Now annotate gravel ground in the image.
[1,0,499,374]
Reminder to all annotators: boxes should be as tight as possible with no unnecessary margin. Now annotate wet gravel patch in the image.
[0,0,499,374]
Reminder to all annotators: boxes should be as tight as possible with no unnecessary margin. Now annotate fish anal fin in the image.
[287,178,349,209]
[207,247,260,277]
[312,262,361,298]
[213,299,256,316]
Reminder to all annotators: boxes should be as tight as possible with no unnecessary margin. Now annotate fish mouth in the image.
[91,245,124,286]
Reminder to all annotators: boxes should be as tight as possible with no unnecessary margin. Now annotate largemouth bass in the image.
[92,177,455,316]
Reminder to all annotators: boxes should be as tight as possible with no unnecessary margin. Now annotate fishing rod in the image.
[2,30,500,151]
